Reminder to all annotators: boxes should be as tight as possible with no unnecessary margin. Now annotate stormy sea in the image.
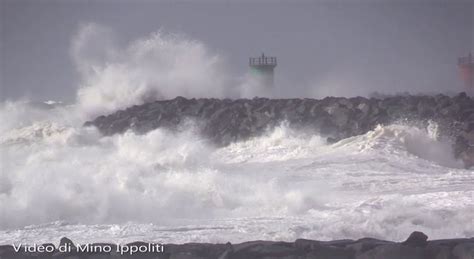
[1,25,473,259]
[1,95,473,246]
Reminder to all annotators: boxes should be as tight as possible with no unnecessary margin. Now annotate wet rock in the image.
[166,243,227,259]
[2,233,474,259]
[59,237,75,251]
[85,94,474,168]
[402,231,428,247]
[0,245,17,258]
[425,245,452,259]
[228,241,301,259]
[356,243,426,259]
[345,238,392,256]
[304,245,353,259]
[453,242,474,259]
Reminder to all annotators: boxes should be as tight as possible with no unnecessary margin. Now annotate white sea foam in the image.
[0,102,472,245]
[72,23,237,119]
[0,23,472,245]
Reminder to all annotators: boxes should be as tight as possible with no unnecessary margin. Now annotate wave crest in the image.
[0,102,472,243]
[73,24,233,119]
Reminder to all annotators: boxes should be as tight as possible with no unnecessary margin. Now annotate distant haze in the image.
[1,0,473,102]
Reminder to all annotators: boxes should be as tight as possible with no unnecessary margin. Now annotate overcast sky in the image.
[1,0,473,102]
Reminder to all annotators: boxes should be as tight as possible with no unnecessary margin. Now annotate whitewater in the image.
[1,24,473,246]
[0,100,473,246]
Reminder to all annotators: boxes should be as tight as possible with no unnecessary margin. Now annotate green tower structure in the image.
[249,53,277,89]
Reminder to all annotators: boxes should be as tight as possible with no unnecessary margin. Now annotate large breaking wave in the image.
[71,23,265,119]
[1,23,472,245]
[0,101,472,245]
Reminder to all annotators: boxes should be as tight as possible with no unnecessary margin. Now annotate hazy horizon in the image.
[1,0,473,102]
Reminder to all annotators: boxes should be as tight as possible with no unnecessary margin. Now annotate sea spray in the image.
[1,19,472,247]
[72,23,234,119]
[1,102,472,244]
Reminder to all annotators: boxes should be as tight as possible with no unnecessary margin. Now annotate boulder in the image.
[402,231,428,247]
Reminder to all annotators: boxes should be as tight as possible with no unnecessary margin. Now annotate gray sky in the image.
[1,0,473,102]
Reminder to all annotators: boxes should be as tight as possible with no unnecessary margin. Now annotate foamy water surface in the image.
[0,101,472,245]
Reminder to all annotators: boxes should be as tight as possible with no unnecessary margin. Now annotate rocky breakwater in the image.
[85,93,474,168]
[1,232,473,258]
